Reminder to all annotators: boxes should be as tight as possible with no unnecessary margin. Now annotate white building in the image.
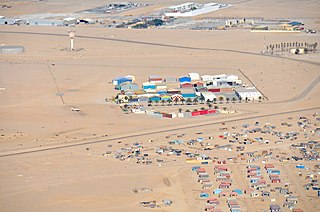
[201,92,217,102]
[165,3,228,17]
[188,72,200,81]
[235,87,262,101]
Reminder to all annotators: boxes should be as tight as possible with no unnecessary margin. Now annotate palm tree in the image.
[213,98,217,104]
[223,107,227,111]
[199,96,205,104]
[218,96,224,104]
[185,109,191,112]
[174,98,179,105]
[214,105,219,110]
[208,103,213,109]
[186,98,192,105]
[232,97,237,103]
[160,100,166,106]
[193,98,199,105]
[148,100,152,106]
[178,108,182,113]
[155,100,159,106]
[181,99,185,105]
[226,97,230,103]
[200,107,206,110]
[167,99,172,106]
[193,109,198,112]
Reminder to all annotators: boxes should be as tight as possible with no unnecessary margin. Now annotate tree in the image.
[185,109,190,112]
[199,96,205,104]
[214,105,219,110]
[258,96,262,102]
[186,98,192,105]
[226,97,230,103]
[208,103,213,109]
[181,99,185,105]
[232,97,237,103]
[223,107,228,111]
[200,107,206,110]
[218,96,224,103]
[213,98,217,104]
[206,99,211,107]
[178,108,182,113]
[174,98,179,105]
[148,100,152,106]
[193,109,198,112]
[160,100,166,106]
[155,100,159,106]
[167,99,172,106]
[193,98,199,105]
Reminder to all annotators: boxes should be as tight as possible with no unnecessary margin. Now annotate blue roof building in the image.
[179,76,191,83]
[112,77,133,85]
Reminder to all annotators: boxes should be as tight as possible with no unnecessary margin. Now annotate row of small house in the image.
[113,73,263,103]
[192,166,223,212]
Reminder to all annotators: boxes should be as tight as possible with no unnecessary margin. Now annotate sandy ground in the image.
[0,0,320,211]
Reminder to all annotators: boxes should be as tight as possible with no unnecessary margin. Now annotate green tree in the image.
[148,100,152,106]
[193,98,199,105]
[181,99,185,105]
[232,97,237,103]
[160,100,166,106]
[155,100,159,106]
[258,96,262,102]
[226,97,230,103]
[219,96,224,103]
[213,98,217,104]
[167,99,172,106]
[186,98,192,105]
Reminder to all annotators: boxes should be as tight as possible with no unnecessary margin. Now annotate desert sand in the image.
[0,0,320,211]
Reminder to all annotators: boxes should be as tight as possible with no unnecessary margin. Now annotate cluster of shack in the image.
[100,112,319,211]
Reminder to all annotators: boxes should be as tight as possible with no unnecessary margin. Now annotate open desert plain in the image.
[0,0,320,211]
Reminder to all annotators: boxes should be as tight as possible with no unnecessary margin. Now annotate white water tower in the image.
[68,30,75,51]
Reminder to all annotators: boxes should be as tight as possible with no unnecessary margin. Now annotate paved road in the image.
[0,106,319,158]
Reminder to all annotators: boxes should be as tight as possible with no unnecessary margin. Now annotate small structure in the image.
[28,19,64,26]
[0,45,24,54]
[149,75,163,83]
[113,76,133,85]
[142,82,156,90]
[189,72,200,81]
[116,82,139,91]
[270,204,281,212]
[181,82,193,88]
